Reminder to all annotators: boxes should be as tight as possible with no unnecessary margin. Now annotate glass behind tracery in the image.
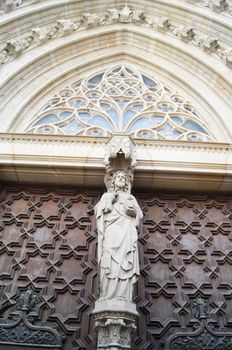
[26,65,214,141]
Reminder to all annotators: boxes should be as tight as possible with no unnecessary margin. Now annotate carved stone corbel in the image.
[94,312,137,350]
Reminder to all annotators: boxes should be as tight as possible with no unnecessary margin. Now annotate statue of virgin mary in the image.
[94,170,143,302]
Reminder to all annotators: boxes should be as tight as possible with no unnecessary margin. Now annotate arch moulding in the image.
[0,4,232,192]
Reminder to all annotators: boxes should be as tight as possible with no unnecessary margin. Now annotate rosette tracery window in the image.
[26,66,214,142]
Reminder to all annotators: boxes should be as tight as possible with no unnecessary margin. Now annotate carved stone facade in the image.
[1,1,232,145]
[1,0,230,15]
[0,3,232,69]
[0,0,232,350]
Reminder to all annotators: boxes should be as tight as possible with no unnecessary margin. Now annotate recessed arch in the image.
[0,26,232,141]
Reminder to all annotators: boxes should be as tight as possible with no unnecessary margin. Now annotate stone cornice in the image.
[0,4,232,69]
[0,132,231,151]
[0,133,232,191]
[0,133,108,145]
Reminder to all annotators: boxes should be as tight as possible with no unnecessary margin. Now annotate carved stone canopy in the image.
[103,134,137,192]
[103,134,137,169]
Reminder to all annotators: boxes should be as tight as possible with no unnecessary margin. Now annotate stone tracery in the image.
[26,65,213,142]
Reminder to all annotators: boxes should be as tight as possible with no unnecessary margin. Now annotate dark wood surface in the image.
[0,185,232,349]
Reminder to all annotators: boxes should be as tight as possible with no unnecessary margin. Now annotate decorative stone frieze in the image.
[217,46,232,67]
[0,0,41,12]
[190,0,230,13]
[153,17,170,32]
[191,35,220,53]
[6,36,33,57]
[172,26,196,43]
[56,19,79,35]
[0,46,8,64]
[1,3,232,69]
[200,0,229,12]
[0,133,232,190]
[31,26,50,44]
[0,0,230,15]
[82,13,105,27]
[118,4,144,24]
[0,0,23,12]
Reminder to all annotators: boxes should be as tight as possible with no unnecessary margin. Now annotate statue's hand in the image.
[112,192,118,204]
[103,207,111,214]
[126,206,136,217]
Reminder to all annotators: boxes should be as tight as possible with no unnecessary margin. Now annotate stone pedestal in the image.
[93,300,138,350]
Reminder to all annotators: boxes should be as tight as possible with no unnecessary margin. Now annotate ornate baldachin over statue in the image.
[95,170,143,302]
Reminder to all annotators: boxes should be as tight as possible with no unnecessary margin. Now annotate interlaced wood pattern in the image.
[0,186,232,349]
[135,192,232,349]
[0,185,99,350]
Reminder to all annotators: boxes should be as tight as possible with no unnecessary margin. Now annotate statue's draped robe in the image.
[95,191,143,300]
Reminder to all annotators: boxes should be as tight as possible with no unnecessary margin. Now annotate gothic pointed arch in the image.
[0,0,231,189]
[0,2,231,142]
[0,3,232,349]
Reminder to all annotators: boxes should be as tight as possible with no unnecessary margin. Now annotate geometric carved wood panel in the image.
[1,186,232,349]
[0,185,99,350]
[135,192,232,350]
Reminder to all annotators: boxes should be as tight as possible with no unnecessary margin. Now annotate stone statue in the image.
[95,170,143,302]
[191,297,208,319]
[18,287,38,312]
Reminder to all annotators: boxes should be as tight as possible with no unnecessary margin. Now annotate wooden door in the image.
[1,185,232,349]
[135,192,232,349]
[0,185,99,350]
